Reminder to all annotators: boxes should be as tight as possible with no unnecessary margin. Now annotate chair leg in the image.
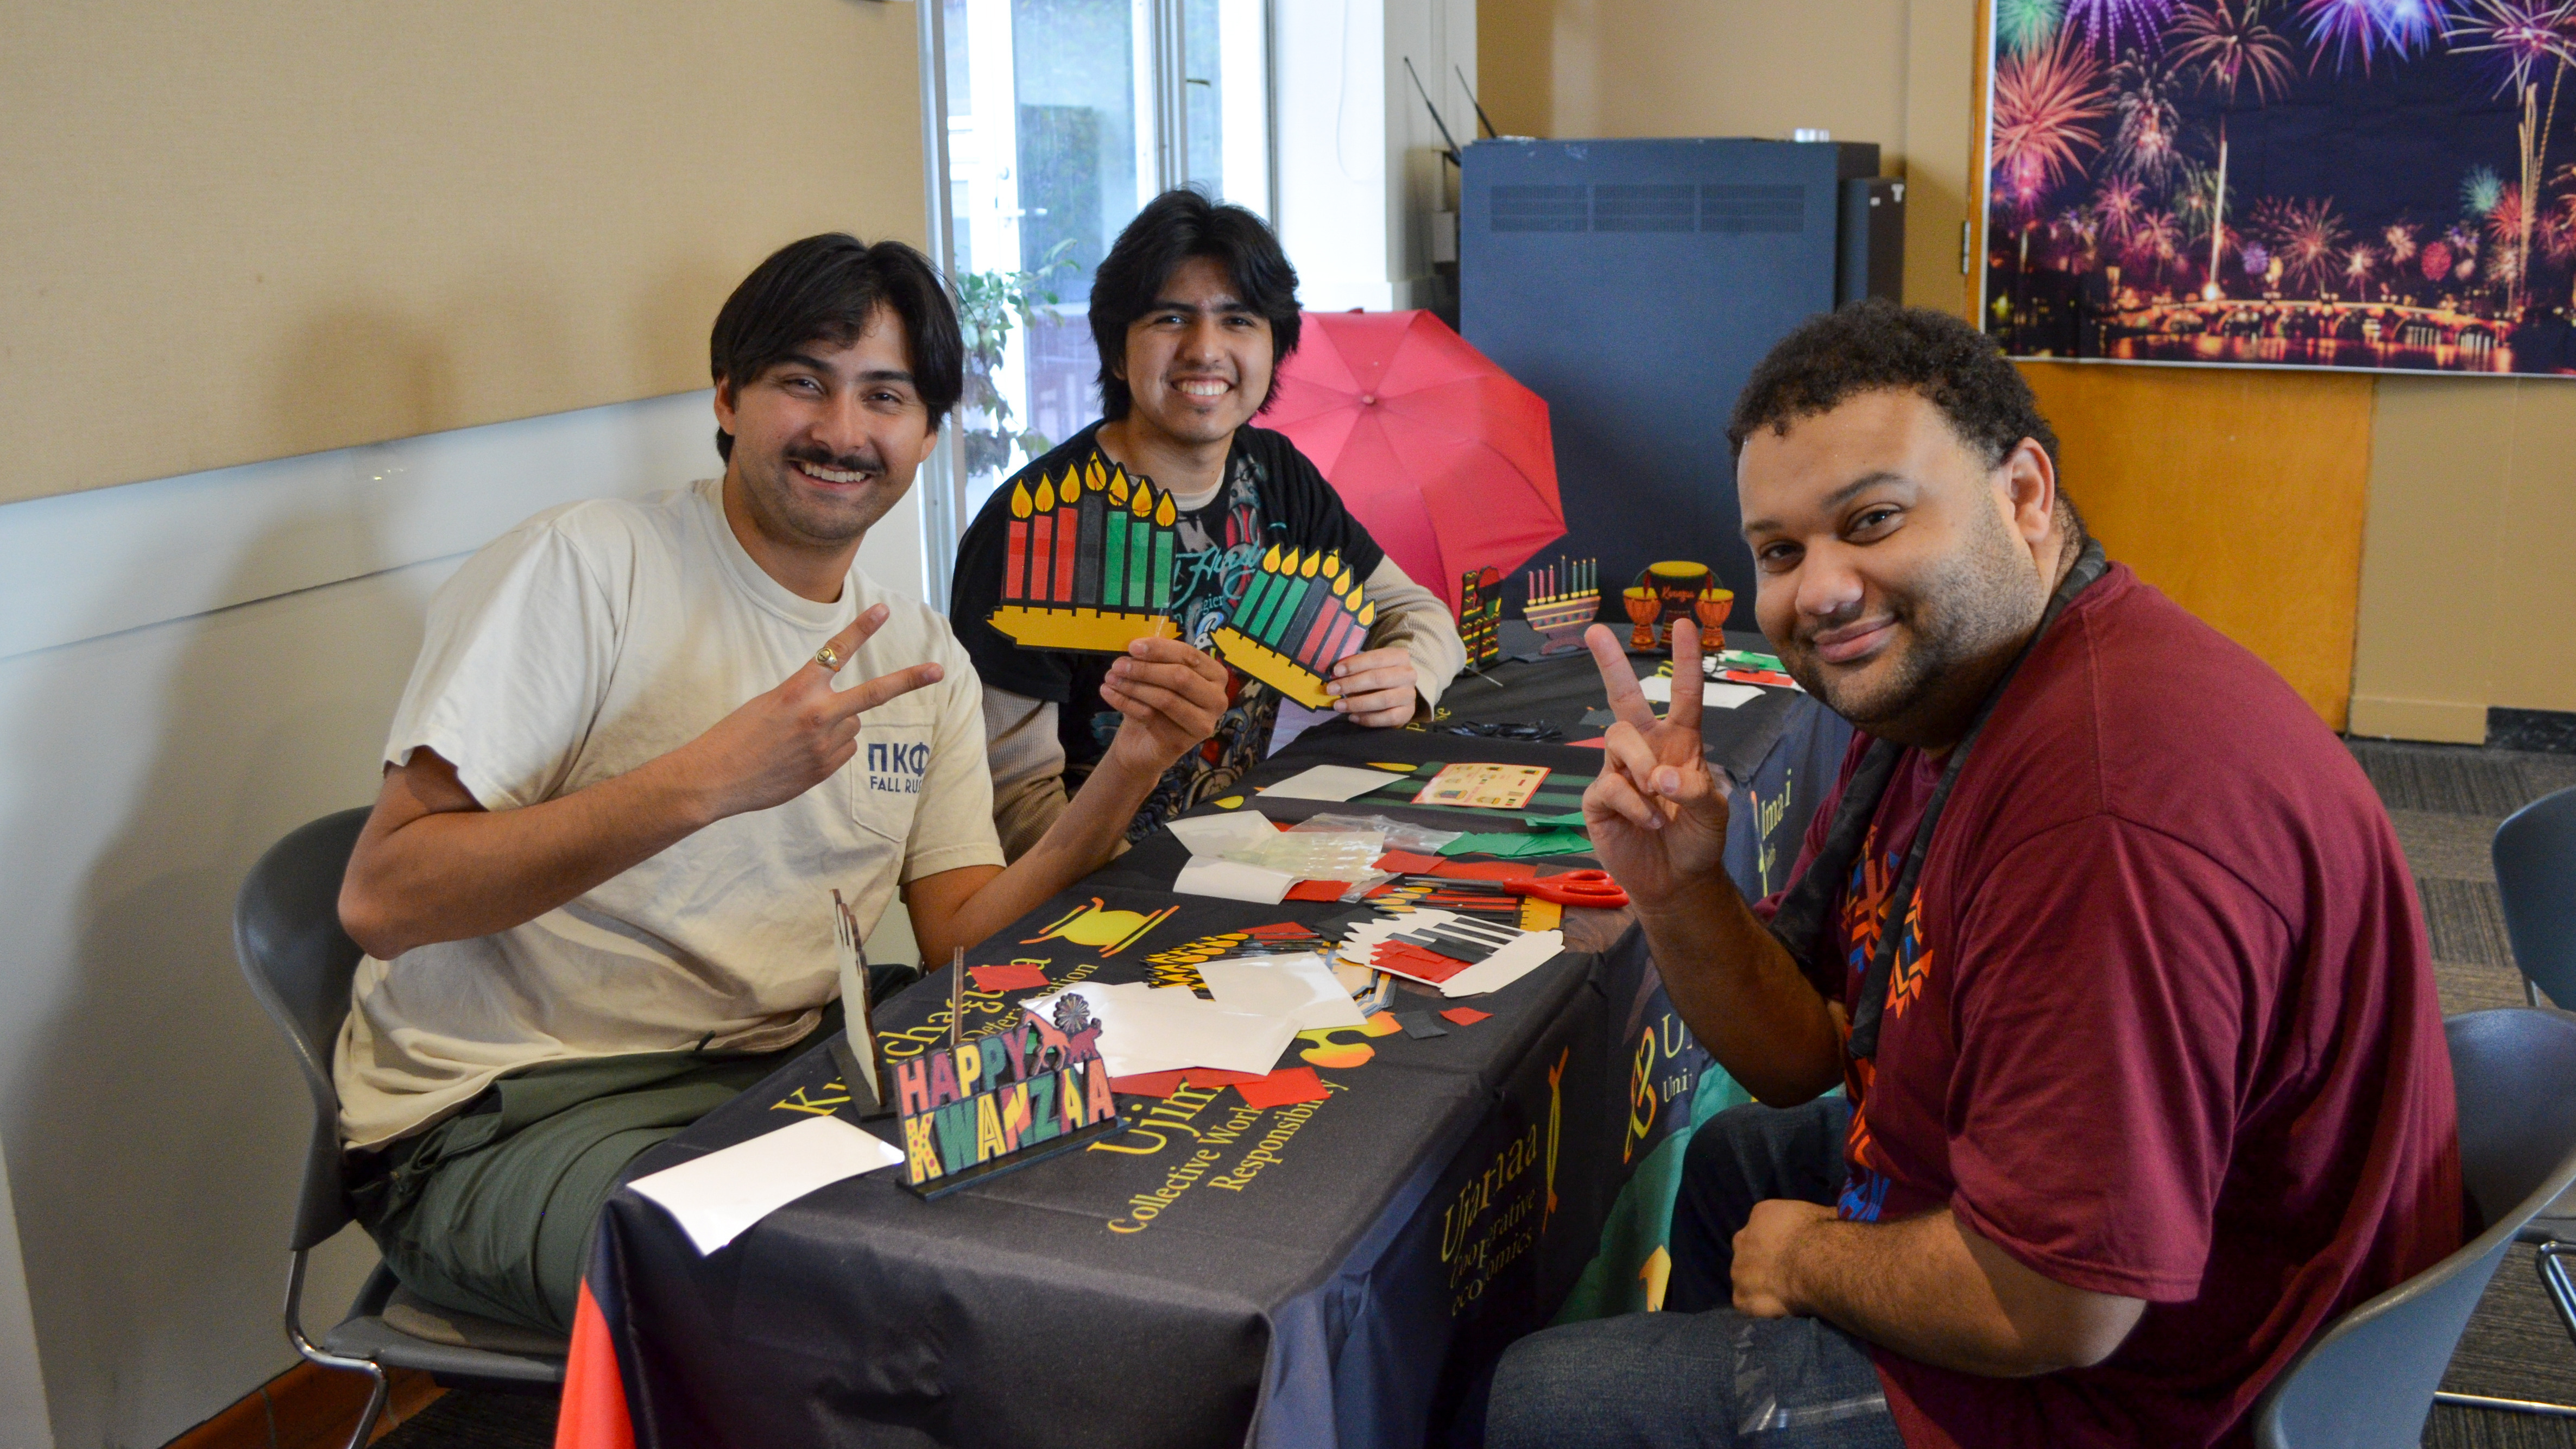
[341,1363,392,1449]
[2540,1241,2576,1349]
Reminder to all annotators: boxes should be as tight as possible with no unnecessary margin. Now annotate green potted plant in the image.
[957,239,1078,483]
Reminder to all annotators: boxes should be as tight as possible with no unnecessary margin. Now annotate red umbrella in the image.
[1262,310,1561,616]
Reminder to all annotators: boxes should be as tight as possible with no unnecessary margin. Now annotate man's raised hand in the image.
[1582,617,1732,906]
[1100,636,1231,772]
[678,604,945,822]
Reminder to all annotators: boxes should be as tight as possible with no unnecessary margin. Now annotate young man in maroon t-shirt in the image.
[1482,302,2461,1449]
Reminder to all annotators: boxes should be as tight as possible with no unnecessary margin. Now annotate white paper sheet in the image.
[1199,952,1368,1030]
[1166,809,1279,858]
[1174,857,1298,904]
[1024,981,1300,1078]
[1638,676,1763,709]
[626,1114,904,1255]
[1256,763,1410,802]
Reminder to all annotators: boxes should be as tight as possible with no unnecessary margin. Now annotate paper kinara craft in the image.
[1210,545,1374,709]
[988,457,1183,654]
[894,993,1125,1198]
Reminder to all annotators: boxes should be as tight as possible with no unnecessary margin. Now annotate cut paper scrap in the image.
[1637,675,1762,710]
[1413,761,1551,810]
[1394,1011,1450,1039]
[988,459,1183,654]
[969,962,1050,993]
[1167,809,1279,859]
[1285,880,1352,903]
[1109,1069,1192,1098]
[1439,1007,1493,1025]
[1023,982,1298,1078]
[627,1114,904,1255]
[1235,1066,1330,1109]
[1175,858,1298,905]
[1199,952,1368,1030]
[1430,860,1540,880]
[1211,545,1373,708]
[1525,809,1590,828]
[1258,763,1413,802]
[1375,849,1445,874]
[1334,910,1565,998]
[1439,830,1592,859]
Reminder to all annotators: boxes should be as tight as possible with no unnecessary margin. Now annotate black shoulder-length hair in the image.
[709,234,964,459]
[1088,189,1302,420]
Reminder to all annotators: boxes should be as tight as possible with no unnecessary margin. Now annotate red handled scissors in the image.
[1502,870,1630,909]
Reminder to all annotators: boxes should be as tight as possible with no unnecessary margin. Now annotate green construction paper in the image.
[1438,828,1593,858]
[1527,809,1591,827]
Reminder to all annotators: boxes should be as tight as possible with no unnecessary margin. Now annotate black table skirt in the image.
[569,672,1849,1448]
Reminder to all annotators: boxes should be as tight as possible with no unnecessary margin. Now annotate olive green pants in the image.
[349,1014,832,1334]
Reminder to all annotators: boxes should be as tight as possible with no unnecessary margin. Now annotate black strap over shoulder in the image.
[1766,538,2110,1059]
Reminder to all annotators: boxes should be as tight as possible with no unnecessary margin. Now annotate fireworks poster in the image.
[1983,0,2576,376]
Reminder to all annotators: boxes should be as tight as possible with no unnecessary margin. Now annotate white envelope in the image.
[1175,857,1299,904]
[1166,809,1280,858]
[1199,952,1368,1030]
[1024,981,1300,1078]
[1256,763,1410,802]
[627,1114,904,1255]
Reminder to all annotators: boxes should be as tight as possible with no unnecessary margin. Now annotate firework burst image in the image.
[1987,0,2576,373]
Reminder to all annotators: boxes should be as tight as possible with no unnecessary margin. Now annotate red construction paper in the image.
[1439,1007,1493,1025]
[1375,849,1446,874]
[1108,1070,1191,1098]
[1430,860,1540,880]
[1179,1067,1268,1086]
[1234,1066,1330,1109]
[1372,942,1476,984]
[1285,880,1350,902]
[1570,738,1608,749]
[969,962,1050,993]
[1243,922,1316,940]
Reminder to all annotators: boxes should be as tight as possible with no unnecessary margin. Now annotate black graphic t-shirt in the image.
[953,423,1386,837]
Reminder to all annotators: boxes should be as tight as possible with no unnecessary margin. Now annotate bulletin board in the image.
[0,1,926,506]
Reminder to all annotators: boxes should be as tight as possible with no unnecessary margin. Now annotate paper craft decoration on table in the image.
[628,1113,906,1254]
[893,993,1126,1197]
[1334,909,1566,998]
[1024,981,1300,1079]
[1413,761,1551,810]
[986,459,1183,654]
[1460,565,1505,668]
[1521,556,1598,657]
[1621,560,1729,651]
[1210,545,1373,708]
[830,889,892,1117]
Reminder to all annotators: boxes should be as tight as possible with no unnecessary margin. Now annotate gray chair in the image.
[2498,785,2576,1012]
[233,808,565,1449]
[2255,1009,2576,1446]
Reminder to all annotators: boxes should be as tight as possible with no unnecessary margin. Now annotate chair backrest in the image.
[2497,786,2576,1009]
[233,807,374,1253]
[2255,1008,2576,1449]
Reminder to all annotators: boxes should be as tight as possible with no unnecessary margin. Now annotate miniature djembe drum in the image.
[1621,587,1662,651]
[1630,562,1719,650]
[1694,588,1734,634]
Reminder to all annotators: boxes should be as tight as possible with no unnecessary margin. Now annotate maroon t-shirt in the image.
[1766,565,2460,1448]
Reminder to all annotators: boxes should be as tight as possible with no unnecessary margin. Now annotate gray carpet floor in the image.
[369,739,2576,1448]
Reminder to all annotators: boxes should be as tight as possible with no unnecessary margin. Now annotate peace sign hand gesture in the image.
[680,604,946,822]
[1581,618,1733,909]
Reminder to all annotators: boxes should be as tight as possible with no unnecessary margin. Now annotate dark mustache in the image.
[785,442,886,475]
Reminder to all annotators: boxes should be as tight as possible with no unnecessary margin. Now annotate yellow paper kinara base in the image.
[1211,626,1336,709]
[989,606,1179,654]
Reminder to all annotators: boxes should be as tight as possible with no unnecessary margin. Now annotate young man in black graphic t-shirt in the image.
[952,191,1464,854]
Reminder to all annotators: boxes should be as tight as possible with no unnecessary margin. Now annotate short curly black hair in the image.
[1727,299,2060,476]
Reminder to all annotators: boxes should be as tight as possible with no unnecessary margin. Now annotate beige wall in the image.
[1483,0,2576,736]
[2353,379,2576,740]
[0,1,924,506]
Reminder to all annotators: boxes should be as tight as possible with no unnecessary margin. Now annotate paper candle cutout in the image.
[1459,566,1505,667]
[989,459,1182,654]
[1521,555,1598,657]
[1210,545,1372,709]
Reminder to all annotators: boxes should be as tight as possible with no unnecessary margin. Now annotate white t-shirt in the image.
[333,477,1003,1149]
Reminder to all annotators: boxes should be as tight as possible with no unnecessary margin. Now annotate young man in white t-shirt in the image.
[330,235,1230,1334]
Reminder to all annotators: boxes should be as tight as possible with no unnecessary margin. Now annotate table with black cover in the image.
[563,652,1848,1449]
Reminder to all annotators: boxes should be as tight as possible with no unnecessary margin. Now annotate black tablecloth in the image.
[572,664,1849,1449]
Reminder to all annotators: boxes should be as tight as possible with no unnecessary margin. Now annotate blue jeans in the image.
[1482,1099,1900,1448]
